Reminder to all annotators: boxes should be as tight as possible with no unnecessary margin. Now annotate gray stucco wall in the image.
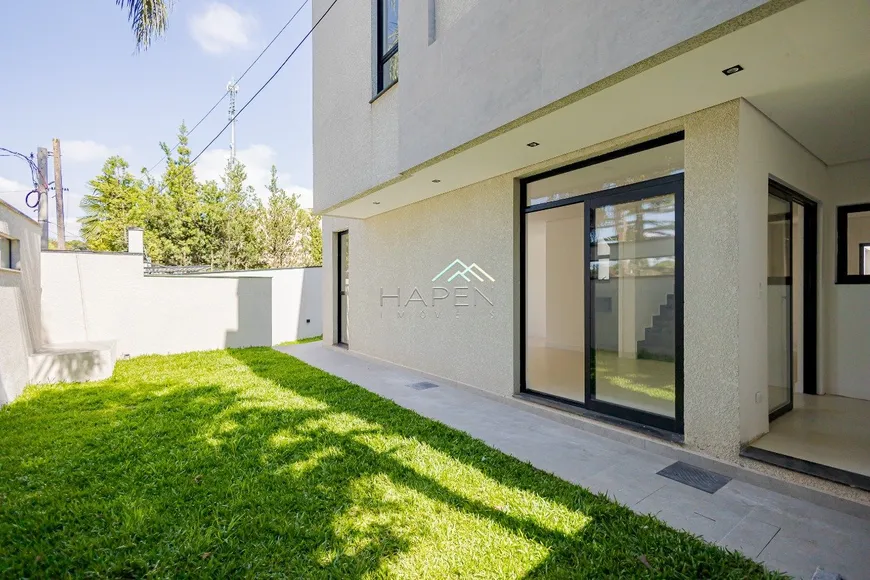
[321,102,756,458]
[313,0,771,211]
[313,0,399,213]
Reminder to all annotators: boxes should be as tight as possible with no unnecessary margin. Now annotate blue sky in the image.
[0,0,313,240]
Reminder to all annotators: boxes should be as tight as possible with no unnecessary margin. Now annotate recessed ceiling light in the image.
[372,201,381,205]
[432,179,441,183]
[526,141,540,148]
[722,64,744,76]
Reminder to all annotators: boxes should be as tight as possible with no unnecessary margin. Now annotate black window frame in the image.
[376,0,399,94]
[0,235,17,271]
[861,242,870,276]
[836,202,870,284]
[518,132,686,437]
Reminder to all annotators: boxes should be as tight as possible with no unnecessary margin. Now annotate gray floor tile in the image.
[634,483,751,543]
[581,460,670,507]
[717,516,780,559]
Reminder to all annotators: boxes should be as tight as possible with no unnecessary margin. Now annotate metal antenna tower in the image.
[227,78,239,164]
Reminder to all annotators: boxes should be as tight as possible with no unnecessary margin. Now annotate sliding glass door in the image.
[587,188,681,428]
[521,134,684,434]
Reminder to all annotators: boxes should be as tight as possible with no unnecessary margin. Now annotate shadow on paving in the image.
[0,348,780,579]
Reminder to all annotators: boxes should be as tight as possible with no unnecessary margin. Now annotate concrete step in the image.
[28,341,117,384]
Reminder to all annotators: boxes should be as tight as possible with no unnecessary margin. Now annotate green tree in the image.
[220,159,264,270]
[198,179,228,268]
[157,123,203,266]
[80,156,148,252]
[299,210,323,267]
[117,0,170,51]
[261,165,303,268]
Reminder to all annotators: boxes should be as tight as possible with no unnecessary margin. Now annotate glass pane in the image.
[381,52,398,88]
[527,141,683,207]
[525,203,585,402]
[767,195,791,414]
[846,209,870,275]
[864,245,870,275]
[590,193,676,418]
[382,0,398,53]
[339,234,349,345]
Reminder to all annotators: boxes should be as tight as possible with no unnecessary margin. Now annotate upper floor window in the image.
[377,0,398,92]
[837,202,870,283]
[0,233,20,272]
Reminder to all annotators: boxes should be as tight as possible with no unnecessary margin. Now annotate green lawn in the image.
[277,335,323,346]
[0,349,780,578]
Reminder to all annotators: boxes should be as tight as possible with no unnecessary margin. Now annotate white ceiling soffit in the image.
[329,0,870,219]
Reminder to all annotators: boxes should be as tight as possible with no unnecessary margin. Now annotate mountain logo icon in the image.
[432,259,495,283]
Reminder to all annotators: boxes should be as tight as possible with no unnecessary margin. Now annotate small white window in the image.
[0,235,20,271]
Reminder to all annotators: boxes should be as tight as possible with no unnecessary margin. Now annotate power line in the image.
[146,0,310,175]
[189,0,338,167]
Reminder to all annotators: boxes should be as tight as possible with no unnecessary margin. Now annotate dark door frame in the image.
[767,179,819,423]
[336,230,348,347]
[583,178,684,434]
[518,137,685,434]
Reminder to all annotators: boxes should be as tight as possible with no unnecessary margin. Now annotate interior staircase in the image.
[637,293,676,362]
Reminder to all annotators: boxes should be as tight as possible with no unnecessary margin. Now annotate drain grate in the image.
[408,381,439,391]
[657,461,731,494]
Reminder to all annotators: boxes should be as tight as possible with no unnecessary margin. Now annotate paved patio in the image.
[275,342,870,580]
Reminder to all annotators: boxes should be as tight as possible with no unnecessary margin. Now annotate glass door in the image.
[337,231,349,346]
[524,203,586,403]
[520,134,685,434]
[586,183,682,432]
[767,192,792,418]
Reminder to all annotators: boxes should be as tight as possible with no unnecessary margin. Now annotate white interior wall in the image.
[827,159,870,400]
[736,99,830,443]
[525,222,546,341]
[545,215,585,351]
[845,214,870,275]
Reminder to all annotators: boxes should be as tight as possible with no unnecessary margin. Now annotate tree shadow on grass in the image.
[227,348,780,579]
[0,349,779,579]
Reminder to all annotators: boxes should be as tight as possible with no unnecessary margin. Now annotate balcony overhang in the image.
[320,0,870,219]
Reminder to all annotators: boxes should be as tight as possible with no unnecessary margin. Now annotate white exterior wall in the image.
[41,252,323,358]
[827,160,870,401]
[0,202,41,405]
[137,276,272,354]
[736,100,830,443]
[194,268,323,345]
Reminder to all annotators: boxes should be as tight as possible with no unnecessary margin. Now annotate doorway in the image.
[520,133,686,435]
[766,180,818,421]
[336,231,349,346]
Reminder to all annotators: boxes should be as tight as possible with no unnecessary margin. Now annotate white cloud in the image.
[196,144,312,209]
[0,175,30,193]
[0,175,35,217]
[62,140,115,163]
[189,3,256,54]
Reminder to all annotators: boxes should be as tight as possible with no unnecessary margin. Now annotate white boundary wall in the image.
[0,201,41,405]
[40,252,322,359]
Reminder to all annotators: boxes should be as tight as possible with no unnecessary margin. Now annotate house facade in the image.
[313,0,870,496]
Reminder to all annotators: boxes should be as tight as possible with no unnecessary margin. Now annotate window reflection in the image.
[590,194,677,418]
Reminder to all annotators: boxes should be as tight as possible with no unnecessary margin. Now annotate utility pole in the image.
[36,147,49,249]
[52,138,66,250]
[227,78,239,165]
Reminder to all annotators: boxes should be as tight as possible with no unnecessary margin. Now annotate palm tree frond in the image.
[116,0,171,51]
